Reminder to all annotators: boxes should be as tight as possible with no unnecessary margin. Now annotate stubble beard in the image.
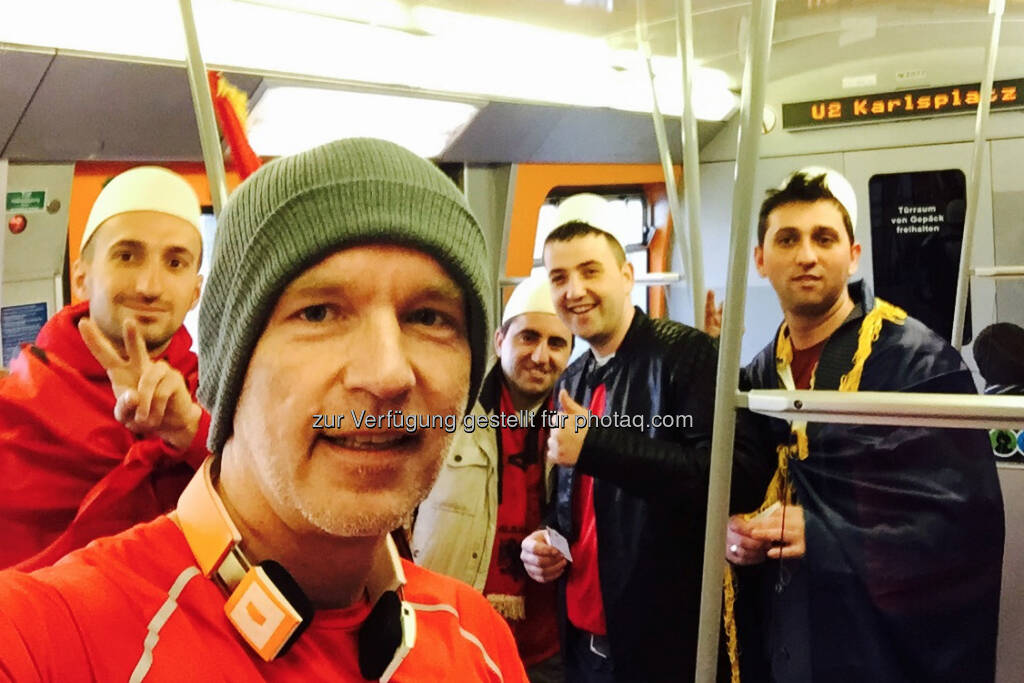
[270,427,457,538]
[784,283,844,320]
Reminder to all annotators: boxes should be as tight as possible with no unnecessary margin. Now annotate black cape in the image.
[738,281,1004,683]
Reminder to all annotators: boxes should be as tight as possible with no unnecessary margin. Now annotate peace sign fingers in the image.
[78,317,127,372]
[120,317,151,374]
[78,316,151,399]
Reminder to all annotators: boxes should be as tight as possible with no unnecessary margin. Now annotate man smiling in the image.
[414,275,572,681]
[522,193,770,682]
[0,167,209,570]
[0,139,526,681]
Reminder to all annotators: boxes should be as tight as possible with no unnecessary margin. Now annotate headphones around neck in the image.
[176,458,416,680]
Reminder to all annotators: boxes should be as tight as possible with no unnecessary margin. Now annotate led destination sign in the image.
[783,79,1023,129]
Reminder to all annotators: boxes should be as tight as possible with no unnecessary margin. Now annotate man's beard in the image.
[144,332,176,352]
[281,429,456,538]
[786,286,843,319]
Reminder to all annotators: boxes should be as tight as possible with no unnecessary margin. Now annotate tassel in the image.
[486,594,526,621]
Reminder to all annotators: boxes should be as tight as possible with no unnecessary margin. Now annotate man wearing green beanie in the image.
[0,138,528,682]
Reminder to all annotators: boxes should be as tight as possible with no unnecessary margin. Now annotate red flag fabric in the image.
[208,71,263,179]
[0,302,209,570]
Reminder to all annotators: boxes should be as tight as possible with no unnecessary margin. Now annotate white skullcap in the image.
[502,274,558,325]
[786,166,858,232]
[81,166,202,251]
[551,193,629,248]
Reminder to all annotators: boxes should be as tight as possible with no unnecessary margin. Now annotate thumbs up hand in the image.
[547,389,590,467]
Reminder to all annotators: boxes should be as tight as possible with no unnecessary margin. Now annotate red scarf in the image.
[482,381,548,620]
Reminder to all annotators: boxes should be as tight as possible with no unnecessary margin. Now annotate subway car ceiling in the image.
[1,0,1023,165]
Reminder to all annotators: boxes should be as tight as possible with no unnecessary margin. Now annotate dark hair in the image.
[757,172,854,246]
[543,221,626,266]
[974,322,1024,387]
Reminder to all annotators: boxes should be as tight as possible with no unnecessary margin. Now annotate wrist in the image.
[165,402,202,451]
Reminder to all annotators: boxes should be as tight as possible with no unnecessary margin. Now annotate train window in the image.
[183,209,218,352]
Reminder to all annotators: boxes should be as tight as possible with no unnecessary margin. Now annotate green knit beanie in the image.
[198,138,492,454]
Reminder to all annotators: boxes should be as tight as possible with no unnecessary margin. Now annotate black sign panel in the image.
[869,170,970,344]
[783,79,1024,129]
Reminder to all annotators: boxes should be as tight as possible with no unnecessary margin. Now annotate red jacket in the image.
[0,302,209,569]
[0,516,528,682]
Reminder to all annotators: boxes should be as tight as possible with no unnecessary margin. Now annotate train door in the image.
[988,137,1024,328]
[843,142,996,349]
[1,164,73,367]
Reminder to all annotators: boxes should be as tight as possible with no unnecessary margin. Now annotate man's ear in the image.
[621,260,635,293]
[71,258,89,301]
[493,326,505,359]
[754,245,767,278]
[188,273,203,312]
[848,242,862,276]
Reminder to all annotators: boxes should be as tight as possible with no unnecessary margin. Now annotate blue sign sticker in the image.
[1,302,48,366]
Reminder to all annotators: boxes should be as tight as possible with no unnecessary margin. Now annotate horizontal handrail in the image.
[740,389,1024,429]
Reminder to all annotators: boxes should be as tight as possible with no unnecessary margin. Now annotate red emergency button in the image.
[8,214,27,234]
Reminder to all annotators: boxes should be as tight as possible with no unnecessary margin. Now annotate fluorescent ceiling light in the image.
[247,87,480,158]
[0,0,738,122]
[610,51,739,120]
[237,0,413,28]
[410,6,608,57]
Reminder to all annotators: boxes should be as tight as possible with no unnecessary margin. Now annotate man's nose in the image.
[565,272,586,300]
[529,343,549,365]
[795,237,817,265]
[341,313,415,402]
[134,260,162,297]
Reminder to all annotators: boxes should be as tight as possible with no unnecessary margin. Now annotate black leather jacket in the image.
[552,308,772,682]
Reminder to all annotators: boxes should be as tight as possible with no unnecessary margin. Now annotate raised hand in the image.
[704,289,723,338]
[79,317,201,450]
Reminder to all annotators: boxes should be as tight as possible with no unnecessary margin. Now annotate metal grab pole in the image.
[179,0,229,217]
[952,0,1004,350]
[676,0,706,331]
[694,0,776,680]
[637,0,696,324]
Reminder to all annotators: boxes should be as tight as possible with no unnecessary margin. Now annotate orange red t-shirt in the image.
[0,516,527,682]
[565,384,608,636]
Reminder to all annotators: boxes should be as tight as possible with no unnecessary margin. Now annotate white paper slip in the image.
[545,526,573,562]
[754,501,781,520]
